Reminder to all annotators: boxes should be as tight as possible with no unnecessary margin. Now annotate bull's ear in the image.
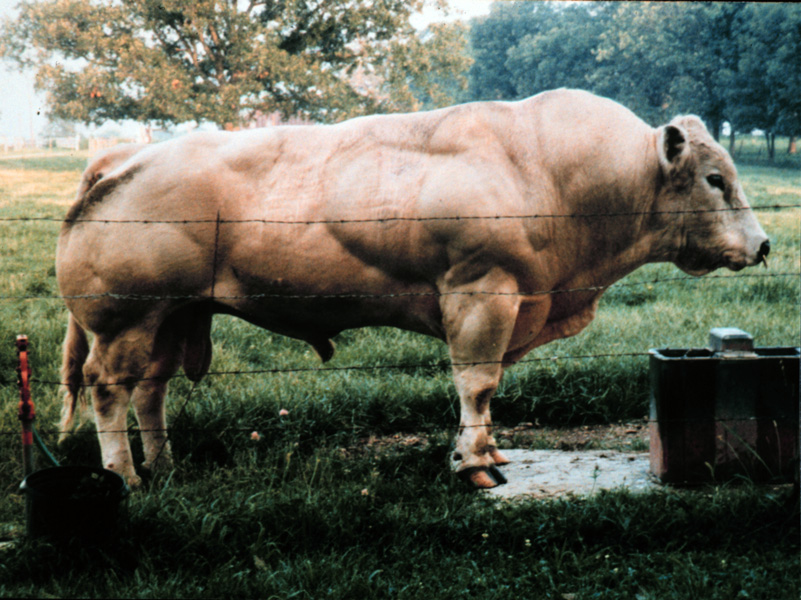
[661,125,686,162]
[657,123,693,188]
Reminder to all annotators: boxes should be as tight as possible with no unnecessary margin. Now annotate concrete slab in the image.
[484,449,659,499]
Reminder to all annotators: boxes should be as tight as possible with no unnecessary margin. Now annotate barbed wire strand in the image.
[0,203,798,227]
[25,346,787,389]
[7,267,798,390]
[1,271,797,303]
[0,413,789,440]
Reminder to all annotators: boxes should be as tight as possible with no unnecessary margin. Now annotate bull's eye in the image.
[706,174,725,191]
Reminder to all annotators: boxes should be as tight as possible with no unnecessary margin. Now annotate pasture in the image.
[0,150,799,598]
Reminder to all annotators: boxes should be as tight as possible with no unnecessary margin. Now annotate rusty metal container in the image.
[649,328,799,484]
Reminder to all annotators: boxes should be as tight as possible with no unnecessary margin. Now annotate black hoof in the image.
[488,465,508,485]
[457,465,508,488]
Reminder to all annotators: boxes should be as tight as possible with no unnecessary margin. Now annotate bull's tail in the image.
[59,314,90,442]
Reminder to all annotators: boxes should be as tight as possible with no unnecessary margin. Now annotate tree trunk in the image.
[767,132,775,160]
[729,129,736,156]
[788,135,797,155]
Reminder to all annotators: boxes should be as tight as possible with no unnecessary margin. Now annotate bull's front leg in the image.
[440,270,523,488]
[450,359,511,488]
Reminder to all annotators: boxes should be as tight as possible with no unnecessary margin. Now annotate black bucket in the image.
[20,466,129,543]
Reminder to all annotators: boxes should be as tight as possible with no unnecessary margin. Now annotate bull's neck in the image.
[533,169,674,292]
[502,105,678,291]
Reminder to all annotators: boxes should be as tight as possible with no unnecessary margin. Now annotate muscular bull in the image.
[57,89,769,488]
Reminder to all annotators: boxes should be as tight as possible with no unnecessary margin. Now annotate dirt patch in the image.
[343,432,431,459]
[344,422,656,498]
[493,420,650,453]
[351,420,650,456]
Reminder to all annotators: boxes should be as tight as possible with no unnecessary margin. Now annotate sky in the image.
[0,0,493,140]
[0,0,45,139]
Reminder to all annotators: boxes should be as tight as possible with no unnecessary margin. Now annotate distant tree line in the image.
[2,0,799,160]
[468,2,801,157]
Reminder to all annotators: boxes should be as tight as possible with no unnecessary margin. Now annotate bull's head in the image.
[656,115,769,276]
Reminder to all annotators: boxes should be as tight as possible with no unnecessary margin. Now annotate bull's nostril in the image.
[759,239,771,259]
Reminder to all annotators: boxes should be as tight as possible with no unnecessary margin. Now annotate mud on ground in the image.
[494,419,650,453]
[352,420,650,456]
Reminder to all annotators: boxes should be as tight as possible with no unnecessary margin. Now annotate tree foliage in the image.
[468,1,801,145]
[730,4,801,156]
[506,3,612,99]
[0,0,472,127]
[591,2,742,138]
[467,1,542,101]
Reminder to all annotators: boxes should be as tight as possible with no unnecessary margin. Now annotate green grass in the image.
[1,450,797,599]
[0,151,89,173]
[0,150,798,598]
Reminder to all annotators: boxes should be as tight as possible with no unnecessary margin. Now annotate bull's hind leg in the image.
[441,271,520,488]
[131,367,178,475]
[131,316,189,475]
[84,328,157,488]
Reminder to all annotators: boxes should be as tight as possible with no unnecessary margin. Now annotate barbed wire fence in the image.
[4,202,801,446]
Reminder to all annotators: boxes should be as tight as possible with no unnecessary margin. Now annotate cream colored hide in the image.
[57,89,769,489]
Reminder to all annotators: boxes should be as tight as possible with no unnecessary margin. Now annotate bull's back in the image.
[64,93,644,328]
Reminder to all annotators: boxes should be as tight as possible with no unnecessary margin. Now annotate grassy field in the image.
[732,135,801,169]
[0,150,798,598]
[731,133,801,169]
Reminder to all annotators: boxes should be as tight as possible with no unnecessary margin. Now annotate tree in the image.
[730,4,801,158]
[380,20,472,111]
[468,1,801,158]
[592,2,743,137]
[0,0,472,128]
[504,3,613,99]
[664,3,743,142]
[43,117,78,138]
[467,0,542,101]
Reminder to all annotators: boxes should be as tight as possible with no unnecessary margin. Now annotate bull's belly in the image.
[214,277,446,343]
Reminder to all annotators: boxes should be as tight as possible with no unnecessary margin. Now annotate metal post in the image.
[16,335,34,477]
